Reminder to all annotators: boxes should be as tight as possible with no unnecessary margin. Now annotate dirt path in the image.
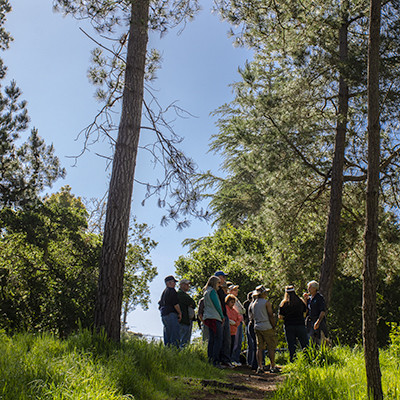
[179,366,285,400]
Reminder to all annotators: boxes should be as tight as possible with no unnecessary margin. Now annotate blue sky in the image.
[5,0,252,336]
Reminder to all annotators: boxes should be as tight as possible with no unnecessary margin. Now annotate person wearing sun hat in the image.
[158,275,182,348]
[250,285,280,374]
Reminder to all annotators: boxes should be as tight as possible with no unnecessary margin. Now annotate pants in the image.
[246,322,258,369]
[179,322,192,347]
[161,312,180,348]
[208,320,223,365]
[231,321,243,363]
[220,316,232,364]
[284,324,309,361]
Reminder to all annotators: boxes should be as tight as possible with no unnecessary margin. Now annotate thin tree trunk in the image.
[94,0,150,341]
[363,0,383,396]
[319,5,349,305]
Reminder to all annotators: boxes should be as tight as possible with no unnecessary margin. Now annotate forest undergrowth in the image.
[0,327,399,399]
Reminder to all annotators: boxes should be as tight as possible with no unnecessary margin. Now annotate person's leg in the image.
[208,325,215,363]
[246,324,254,367]
[284,325,297,362]
[296,325,309,350]
[255,330,266,372]
[232,322,243,363]
[161,314,171,346]
[202,325,209,341]
[265,329,277,369]
[230,335,235,355]
[179,323,191,347]
[220,317,232,365]
[168,313,180,348]
[212,320,223,365]
[250,323,258,369]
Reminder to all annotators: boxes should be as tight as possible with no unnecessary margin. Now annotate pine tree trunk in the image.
[363,0,383,397]
[319,8,349,305]
[94,0,150,342]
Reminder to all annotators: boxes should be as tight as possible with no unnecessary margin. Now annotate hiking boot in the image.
[222,362,235,369]
[231,361,242,367]
[270,366,281,374]
[256,367,265,374]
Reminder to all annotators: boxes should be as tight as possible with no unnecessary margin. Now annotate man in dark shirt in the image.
[303,280,328,344]
[177,278,196,347]
[159,275,182,347]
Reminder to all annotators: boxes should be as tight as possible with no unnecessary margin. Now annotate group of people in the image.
[158,272,328,373]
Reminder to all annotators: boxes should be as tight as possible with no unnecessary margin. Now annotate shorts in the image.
[255,328,277,353]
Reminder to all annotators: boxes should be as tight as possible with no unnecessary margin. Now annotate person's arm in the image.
[278,303,286,320]
[314,311,326,330]
[234,308,242,326]
[234,299,246,315]
[314,294,326,330]
[210,289,224,320]
[174,303,182,322]
[198,298,204,322]
[266,301,276,328]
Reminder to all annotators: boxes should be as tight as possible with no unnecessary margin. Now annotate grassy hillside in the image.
[273,328,400,399]
[1,327,400,399]
[0,329,224,399]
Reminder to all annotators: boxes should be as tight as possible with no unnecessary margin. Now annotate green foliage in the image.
[389,323,400,357]
[0,187,101,335]
[275,346,400,399]
[190,0,400,348]
[298,343,342,368]
[176,224,272,301]
[0,186,159,336]
[122,222,158,324]
[0,330,223,400]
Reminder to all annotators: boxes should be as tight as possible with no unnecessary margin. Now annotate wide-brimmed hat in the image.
[252,285,269,296]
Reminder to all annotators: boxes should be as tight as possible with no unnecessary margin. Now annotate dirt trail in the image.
[179,366,285,400]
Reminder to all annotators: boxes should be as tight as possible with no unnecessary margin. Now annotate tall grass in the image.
[0,330,223,399]
[274,340,400,399]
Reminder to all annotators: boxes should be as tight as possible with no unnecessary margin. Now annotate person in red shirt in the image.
[225,294,243,357]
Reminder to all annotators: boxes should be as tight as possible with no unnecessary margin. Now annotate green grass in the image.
[273,344,400,399]
[0,330,224,399]
[2,329,400,399]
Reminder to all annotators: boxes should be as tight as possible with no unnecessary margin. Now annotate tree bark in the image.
[363,0,383,396]
[94,0,150,341]
[319,5,349,305]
